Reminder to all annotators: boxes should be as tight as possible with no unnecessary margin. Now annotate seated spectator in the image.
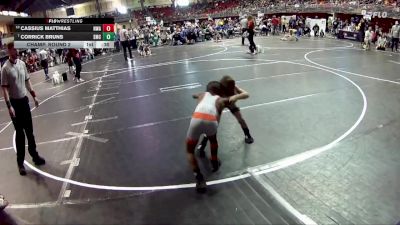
[376,34,388,51]
[160,31,168,45]
[152,31,160,47]
[204,27,213,40]
[260,24,268,36]
[281,29,298,41]
[138,41,152,56]
[180,28,187,44]
[144,44,152,56]
[320,29,325,38]
[304,26,311,37]
[187,26,197,44]
[172,29,182,45]
[225,24,234,38]
[87,48,94,60]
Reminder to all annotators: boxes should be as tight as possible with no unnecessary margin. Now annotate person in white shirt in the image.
[391,21,399,52]
[119,25,133,60]
[260,24,267,36]
[1,43,45,176]
[282,17,287,33]
[38,49,49,80]
[87,48,94,59]
[364,27,373,50]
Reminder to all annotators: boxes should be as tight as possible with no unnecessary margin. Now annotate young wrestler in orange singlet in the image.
[187,81,242,193]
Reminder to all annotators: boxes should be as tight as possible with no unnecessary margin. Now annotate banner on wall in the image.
[361,10,387,18]
[306,18,326,36]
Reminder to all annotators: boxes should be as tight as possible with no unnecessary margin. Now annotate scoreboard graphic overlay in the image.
[14,18,115,49]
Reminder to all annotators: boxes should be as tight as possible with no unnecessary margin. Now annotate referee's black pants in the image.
[10,96,39,167]
[122,40,132,60]
[248,30,257,53]
[242,28,248,45]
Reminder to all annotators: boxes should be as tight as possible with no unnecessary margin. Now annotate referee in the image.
[1,43,45,176]
[240,15,248,45]
[119,25,133,60]
[38,49,49,80]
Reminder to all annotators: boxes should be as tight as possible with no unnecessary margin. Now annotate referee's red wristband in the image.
[30,90,36,98]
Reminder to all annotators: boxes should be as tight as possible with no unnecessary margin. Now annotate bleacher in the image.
[128,0,399,25]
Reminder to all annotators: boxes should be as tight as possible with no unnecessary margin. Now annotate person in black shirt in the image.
[359,19,366,46]
[313,24,320,37]
[333,19,339,36]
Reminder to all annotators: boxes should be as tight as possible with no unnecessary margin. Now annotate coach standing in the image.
[247,16,257,54]
[1,43,45,176]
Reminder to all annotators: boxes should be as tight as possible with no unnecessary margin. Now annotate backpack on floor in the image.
[62,72,68,81]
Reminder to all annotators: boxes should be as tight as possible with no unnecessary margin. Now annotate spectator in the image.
[364,26,373,50]
[313,23,320,37]
[376,34,388,51]
[391,21,399,52]
[38,49,50,80]
[272,16,279,35]
[359,18,366,47]
[67,49,83,82]
[143,26,150,44]
[115,28,120,52]
[129,28,138,49]
[240,15,248,45]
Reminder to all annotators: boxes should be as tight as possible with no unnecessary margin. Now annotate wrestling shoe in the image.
[18,165,27,176]
[33,156,46,166]
[195,173,207,193]
[245,135,254,144]
[211,159,221,172]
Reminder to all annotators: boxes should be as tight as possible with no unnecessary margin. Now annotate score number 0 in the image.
[102,24,114,32]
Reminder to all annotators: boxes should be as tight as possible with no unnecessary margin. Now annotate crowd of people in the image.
[326,16,399,51]
[111,12,400,54]
[130,0,400,24]
[0,46,102,81]
[113,19,242,52]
